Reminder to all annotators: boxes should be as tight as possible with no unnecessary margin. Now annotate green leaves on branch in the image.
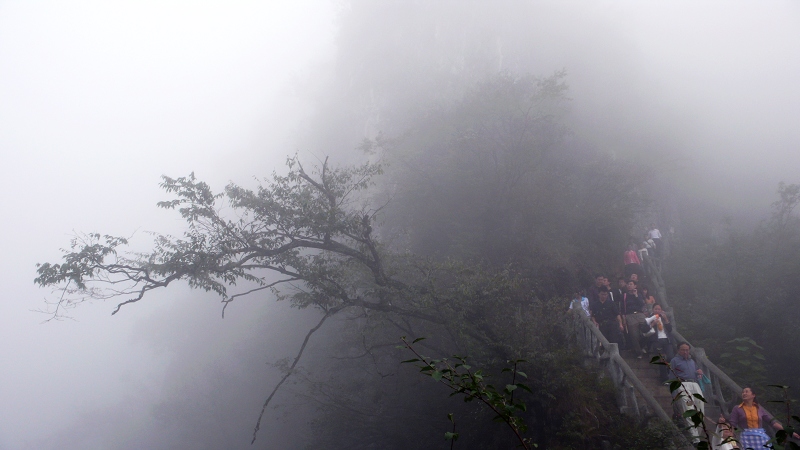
[650,354,715,444]
[34,233,129,290]
[34,156,400,318]
[764,385,800,450]
[400,337,534,450]
[445,413,459,449]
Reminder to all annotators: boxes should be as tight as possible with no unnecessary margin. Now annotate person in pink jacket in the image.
[623,244,641,279]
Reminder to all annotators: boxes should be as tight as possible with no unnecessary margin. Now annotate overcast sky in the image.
[507,1,800,211]
[584,1,800,210]
[1,1,799,448]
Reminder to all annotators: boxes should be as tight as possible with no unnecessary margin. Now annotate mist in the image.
[2,1,799,449]
[0,1,334,448]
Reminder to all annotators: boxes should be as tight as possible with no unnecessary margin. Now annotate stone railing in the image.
[645,254,786,442]
[641,252,669,309]
[670,330,782,439]
[572,310,695,449]
[575,246,791,447]
[572,309,672,422]
[670,330,741,414]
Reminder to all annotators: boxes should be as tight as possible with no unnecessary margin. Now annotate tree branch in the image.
[251,304,345,444]
[221,277,300,318]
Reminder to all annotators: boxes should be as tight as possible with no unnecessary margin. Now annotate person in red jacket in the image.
[623,244,641,279]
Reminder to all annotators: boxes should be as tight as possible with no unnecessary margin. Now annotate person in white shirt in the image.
[644,304,673,381]
[647,224,662,258]
[568,290,590,317]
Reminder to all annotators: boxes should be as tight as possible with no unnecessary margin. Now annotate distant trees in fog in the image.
[667,182,800,401]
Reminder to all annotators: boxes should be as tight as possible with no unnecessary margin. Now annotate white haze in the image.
[0,1,798,448]
[0,1,335,449]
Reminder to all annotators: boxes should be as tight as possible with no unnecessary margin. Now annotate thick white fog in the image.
[1,1,798,448]
[0,2,335,448]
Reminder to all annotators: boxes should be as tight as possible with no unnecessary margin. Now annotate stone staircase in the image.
[621,351,674,414]
[571,249,752,449]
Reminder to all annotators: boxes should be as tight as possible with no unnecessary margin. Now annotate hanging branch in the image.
[251,304,345,444]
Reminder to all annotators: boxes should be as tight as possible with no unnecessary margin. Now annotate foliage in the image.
[771,182,800,235]
[766,385,800,450]
[666,182,800,400]
[400,337,535,449]
[36,67,665,447]
[35,157,397,317]
[36,152,648,447]
[718,337,768,387]
[298,288,685,449]
[34,155,453,442]
[375,72,651,296]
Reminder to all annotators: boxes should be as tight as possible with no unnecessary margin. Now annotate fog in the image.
[1,1,799,449]
[0,2,334,448]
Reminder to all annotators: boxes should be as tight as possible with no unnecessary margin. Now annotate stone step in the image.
[620,352,677,415]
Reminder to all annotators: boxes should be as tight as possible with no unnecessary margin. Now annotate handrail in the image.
[571,309,672,423]
[670,329,782,438]
[571,250,790,447]
[671,330,742,396]
[641,253,669,310]
[571,309,694,448]
[651,263,786,441]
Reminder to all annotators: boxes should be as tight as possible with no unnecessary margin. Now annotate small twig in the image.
[221,277,299,318]
[251,305,344,444]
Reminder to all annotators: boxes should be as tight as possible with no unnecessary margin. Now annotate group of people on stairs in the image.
[570,273,668,368]
[570,224,798,448]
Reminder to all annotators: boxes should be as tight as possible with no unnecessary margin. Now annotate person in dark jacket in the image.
[614,278,627,305]
[586,274,604,312]
[591,288,622,345]
[620,280,647,358]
